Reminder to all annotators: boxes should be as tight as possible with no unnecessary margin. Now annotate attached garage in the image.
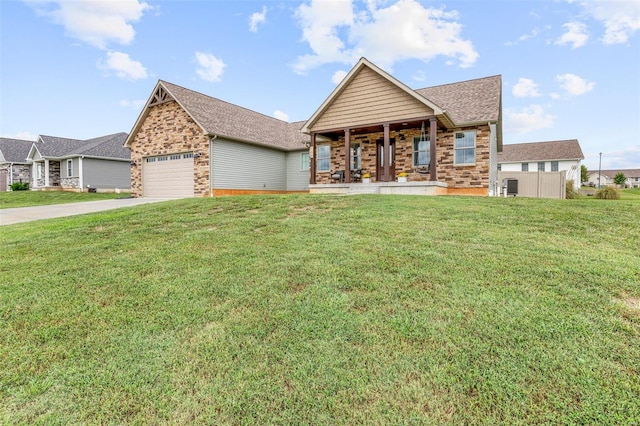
[142,153,194,198]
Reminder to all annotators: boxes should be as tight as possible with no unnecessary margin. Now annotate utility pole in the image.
[598,152,602,188]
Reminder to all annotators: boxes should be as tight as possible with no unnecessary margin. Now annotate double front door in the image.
[376,138,395,182]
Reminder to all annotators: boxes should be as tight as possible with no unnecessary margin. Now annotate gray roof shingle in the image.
[161,81,309,151]
[415,75,502,124]
[0,138,34,163]
[35,133,129,160]
[498,139,584,162]
[596,169,640,178]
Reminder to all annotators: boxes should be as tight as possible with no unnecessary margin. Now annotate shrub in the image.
[10,182,29,191]
[566,180,579,199]
[595,185,620,200]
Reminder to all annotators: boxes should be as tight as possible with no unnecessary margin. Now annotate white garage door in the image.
[143,153,194,198]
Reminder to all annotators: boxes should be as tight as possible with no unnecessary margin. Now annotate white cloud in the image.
[3,131,38,141]
[249,6,267,32]
[119,99,146,109]
[578,0,640,44]
[412,70,426,82]
[195,51,226,82]
[505,27,540,45]
[293,0,478,73]
[556,73,595,95]
[99,51,147,80]
[504,105,556,134]
[274,110,289,121]
[512,78,541,98]
[555,22,588,48]
[332,70,348,84]
[28,0,150,49]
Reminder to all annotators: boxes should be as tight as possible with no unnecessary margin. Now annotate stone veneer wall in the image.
[315,124,490,190]
[61,177,80,189]
[128,101,210,197]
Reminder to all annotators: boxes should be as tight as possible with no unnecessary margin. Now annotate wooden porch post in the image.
[383,123,390,181]
[310,133,316,185]
[429,117,437,182]
[344,129,351,183]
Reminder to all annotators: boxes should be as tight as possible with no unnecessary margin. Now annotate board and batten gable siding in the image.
[311,66,434,131]
[211,138,286,190]
[83,158,131,189]
[285,150,310,191]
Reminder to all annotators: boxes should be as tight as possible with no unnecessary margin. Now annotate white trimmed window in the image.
[317,145,330,171]
[551,161,559,172]
[454,131,475,165]
[538,162,545,172]
[301,152,310,171]
[37,163,43,179]
[413,137,430,166]
[350,143,361,170]
[67,159,73,177]
[522,163,529,172]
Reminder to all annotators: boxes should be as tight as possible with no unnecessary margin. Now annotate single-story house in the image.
[587,169,640,188]
[0,137,33,191]
[126,57,502,197]
[27,133,131,192]
[497,139,584,190]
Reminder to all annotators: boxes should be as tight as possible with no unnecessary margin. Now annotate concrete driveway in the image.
[0,198,174,226]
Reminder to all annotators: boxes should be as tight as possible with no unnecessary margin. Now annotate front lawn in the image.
[0,191,125,209]
[1,195,638,424]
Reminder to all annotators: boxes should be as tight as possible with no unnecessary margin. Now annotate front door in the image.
[376,138,395,182]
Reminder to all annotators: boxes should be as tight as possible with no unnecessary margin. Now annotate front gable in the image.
[27,144,42,161]
[312,65,435,132]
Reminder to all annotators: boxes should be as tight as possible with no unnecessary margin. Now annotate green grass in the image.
[0,191,125,209]
[621,188,640,201]
[1,195,638,424]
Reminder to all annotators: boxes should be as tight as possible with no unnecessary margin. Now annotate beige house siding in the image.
[311,66,434,131]
[128,101,210,197]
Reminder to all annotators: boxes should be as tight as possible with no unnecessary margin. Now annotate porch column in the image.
[78,157,84,191]
[310,133,316,185]
[344,129,351,183]
[44,159,50,187]
[383,123,390,181]
[429,117,437,181]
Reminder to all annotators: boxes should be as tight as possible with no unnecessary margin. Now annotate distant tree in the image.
[580,165,588,184]
[614,172,627,186]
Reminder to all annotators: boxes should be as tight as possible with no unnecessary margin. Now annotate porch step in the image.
[347,184,379,195]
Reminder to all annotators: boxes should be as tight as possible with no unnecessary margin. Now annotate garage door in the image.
[143,153,194,197]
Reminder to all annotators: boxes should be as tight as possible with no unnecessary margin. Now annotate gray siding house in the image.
[0,138,33,191]
[27,133,131,192]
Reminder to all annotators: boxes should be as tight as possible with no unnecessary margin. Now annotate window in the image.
[146,157,156,163]
[413,137,430,166]
[538,162,545,172]
[497,164,502,171]
[551,161,558,172]
[36,163,43,179]
[301,152,310,171]
[183,153,194,159]
[350,143,361,170]
[522,163,529,172]
[454,131,475,165]
[317,145,330,171]
[67,159,73,177]
[157,156,168,162]
[170,154,181,160]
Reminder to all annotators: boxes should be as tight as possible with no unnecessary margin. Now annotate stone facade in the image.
[315,124,491,192]
[0,164,31,190]
[128,101,210,197]
[61,177,80,189]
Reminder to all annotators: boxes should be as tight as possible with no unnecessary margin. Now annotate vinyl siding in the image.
[83,158,131,189]
[286,150,310,191]
[311,66,433,131]
[64,158,79,178]
[211,138,286,190]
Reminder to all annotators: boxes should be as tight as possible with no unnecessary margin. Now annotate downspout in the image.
[488,122,497,196]
[209,134,217,196]
[78,156,84,192]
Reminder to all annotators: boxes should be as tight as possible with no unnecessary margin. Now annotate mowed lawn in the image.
[1,195,638,424]
[0,191,123,209]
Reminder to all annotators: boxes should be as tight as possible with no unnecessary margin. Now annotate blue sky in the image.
[1,0,639,170]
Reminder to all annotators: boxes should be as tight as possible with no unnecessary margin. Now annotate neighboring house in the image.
[0,138,33,191]
[497,139,584,189]
[587,169,640,188]
[27,133,131,192]
[125,80,310,198]
[303,58,502,196]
